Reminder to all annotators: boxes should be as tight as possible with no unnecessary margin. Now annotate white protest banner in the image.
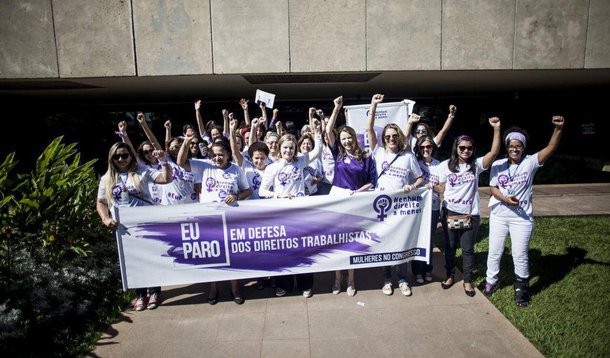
[255,89,276,109]
[114,189,431,290]
[344,100,416,150]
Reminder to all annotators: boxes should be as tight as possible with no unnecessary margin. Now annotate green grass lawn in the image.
[447,216,610,358]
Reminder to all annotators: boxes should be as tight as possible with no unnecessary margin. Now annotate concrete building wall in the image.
[52,0,135,77]
[212,0,289,73]
[586,0,610,68]
[0,0,58,78]
[133,0,213,76]
[1,0,608,79]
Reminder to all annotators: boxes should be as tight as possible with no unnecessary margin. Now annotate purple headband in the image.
[456,135,472,142]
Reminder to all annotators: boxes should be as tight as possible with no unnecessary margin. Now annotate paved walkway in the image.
[90,183,610,358]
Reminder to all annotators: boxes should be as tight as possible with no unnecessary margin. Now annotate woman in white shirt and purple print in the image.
[438,117,501,297]
[484,116,564,307]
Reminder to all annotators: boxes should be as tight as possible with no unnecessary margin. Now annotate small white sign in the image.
[255,89,276,109]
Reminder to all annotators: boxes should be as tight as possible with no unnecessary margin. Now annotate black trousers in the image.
[441,209,480,283]
[276,273,314,291]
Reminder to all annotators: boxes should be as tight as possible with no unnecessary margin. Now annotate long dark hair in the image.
[415,135,438,161]
[448,135,476,174]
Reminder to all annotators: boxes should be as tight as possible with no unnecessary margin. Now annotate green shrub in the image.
[0,137,128,357]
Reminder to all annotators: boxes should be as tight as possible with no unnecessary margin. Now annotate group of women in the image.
[96,94,564,311]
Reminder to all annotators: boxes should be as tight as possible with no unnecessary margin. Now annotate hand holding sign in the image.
[255,89,275,109]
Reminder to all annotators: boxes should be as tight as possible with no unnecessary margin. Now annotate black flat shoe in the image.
[464,284,476,297]
[441,277,454,290]
[208,293,218,305]
[231,292,245,305]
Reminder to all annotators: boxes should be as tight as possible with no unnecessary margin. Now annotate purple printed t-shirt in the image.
[330,144,377,190]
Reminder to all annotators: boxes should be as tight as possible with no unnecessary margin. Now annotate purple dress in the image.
[331,144,377,190]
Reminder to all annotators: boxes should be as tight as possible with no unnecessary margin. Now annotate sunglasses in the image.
[190,141,200,145]
[508,145,523,150]
[415,130,428,134]
[419,144,433,150]
[142,149,154,155]
[384,134,399,140]
[458,145,473,152]
[112,153,130,160]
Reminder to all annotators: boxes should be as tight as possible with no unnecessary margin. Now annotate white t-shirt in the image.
[136,158,163,205]
[190,159,249,203]
[260,155,309,198]
[320,143,335,184]
[97,165,161,208]
[439,157,486,215]
[241,160,265,200]
[489,154,542,218]
[161,157,198,205]
[303,157,323,195]
[418,158,442,211]
[373,147,422,191]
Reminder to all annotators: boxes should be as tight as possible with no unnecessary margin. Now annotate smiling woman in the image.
[366,93,424,297]
[437,117,501,297]
[485,116,565,307]
[96,141,173,311]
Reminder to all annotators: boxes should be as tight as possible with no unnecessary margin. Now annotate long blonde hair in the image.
[102,142,142,205]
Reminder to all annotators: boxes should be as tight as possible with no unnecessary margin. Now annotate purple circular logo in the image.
[373,194,392,222]
[278,172,288,185]
[381,161,390,171]
[448,173,458,187]
[218,190,228,199]
[498,174,509,187]
[206,177,217,192]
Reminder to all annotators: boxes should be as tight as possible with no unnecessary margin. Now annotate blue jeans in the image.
[382,263,407,285]
[135,286,161,298]
[412,210,440,276]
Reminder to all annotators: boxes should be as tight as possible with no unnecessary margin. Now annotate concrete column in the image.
[514,0,588,69]
[211,0,289,74]
[53,0,135,77]
[585,0,610,68]
[0,0,58,78]
[367,0,441,71]
[133,0,213,76]
[442,0,515,70]
[290,0,366,72]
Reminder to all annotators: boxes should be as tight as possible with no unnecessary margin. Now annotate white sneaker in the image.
[147,292,160,310]
[332,279,341,295]
[134,296,146,311]
[382,283,393,295]
[302,289,312,298]
[399,282,412,296]
[346,285,357,297]
[275,287,287,297]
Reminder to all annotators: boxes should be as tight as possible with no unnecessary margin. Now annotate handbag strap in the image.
[129,192,155,206]
[377,151,403,179]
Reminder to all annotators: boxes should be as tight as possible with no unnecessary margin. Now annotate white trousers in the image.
[486,211,534,284]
